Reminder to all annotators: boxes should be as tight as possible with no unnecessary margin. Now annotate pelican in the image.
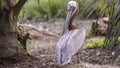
[55,1,86,65]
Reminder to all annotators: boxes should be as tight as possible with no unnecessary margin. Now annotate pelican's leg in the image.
[76,52,80,63]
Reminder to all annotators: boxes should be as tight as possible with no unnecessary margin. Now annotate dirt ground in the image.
[0,19,120,68]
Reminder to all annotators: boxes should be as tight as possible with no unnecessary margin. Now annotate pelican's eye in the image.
[67,6,75,11]
[70,6,75,13]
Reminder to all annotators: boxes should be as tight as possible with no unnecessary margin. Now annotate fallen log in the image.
[17,23,59,40]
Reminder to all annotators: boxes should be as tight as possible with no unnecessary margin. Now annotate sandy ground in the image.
[0,19,120,68]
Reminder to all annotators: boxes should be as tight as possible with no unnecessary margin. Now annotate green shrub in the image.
[83,38,105,49]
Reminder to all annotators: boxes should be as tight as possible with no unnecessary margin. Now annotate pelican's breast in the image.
[66,27,86,56]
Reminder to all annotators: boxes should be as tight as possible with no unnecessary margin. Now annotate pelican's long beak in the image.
[62,10,72,35]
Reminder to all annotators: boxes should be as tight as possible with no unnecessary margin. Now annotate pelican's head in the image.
[62,1,79,35]
[67,1,79,18]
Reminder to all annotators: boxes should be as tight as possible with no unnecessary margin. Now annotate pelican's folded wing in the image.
[55,27,86,65]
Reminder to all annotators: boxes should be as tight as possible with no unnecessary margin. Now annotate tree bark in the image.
[0,0,27,58]
[13,0,27,17]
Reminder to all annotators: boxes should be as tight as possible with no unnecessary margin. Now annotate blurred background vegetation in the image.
[19,0,99,21]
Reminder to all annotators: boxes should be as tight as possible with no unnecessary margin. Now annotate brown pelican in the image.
[55,1,86,65]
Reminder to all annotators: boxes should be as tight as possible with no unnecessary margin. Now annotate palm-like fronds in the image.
[84,0,120,48]
[105,4,120,48]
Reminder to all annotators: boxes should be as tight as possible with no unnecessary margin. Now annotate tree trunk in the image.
[0,0,27,58]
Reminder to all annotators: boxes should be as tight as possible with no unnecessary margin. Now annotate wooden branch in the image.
[13,0,27,18]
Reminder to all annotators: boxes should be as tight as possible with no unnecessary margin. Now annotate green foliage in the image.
[19,0,91,20]
[116,37,120,44]
[83,37,120,49]
[20,0,118,20]
[83,38,105,49]
[19,0,67,20]
[103,0,120,47]
[85,0,120,48]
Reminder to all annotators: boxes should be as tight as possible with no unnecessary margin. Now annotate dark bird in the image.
[55,1,86,65]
